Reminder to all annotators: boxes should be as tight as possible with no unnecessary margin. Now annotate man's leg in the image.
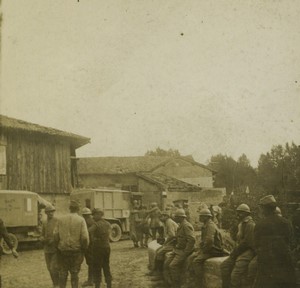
[57,251,69,288]
[247,256,257,288]
[230,250,254,288]
[102,248,112,288]
[220,256,235,288]
[49,252,59,287]
[93,252,102,288]
[169,252,186,288]
[192,253,211,287]
[151,228,157,240]
[69,252,84,288]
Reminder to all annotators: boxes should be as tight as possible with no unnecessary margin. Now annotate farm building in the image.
[0,115,90,212]
[77,155,215,190]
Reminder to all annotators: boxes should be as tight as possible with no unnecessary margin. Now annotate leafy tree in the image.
[145,147,181,157]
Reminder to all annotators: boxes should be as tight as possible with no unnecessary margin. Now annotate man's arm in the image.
[0,219,18,258]
[201,223,215,254]
[183,225,195,255]
[80,219,90,250]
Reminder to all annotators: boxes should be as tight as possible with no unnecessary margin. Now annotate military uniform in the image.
[147,206,164,240]
[41,216,59,287]
[89,218,112,288]
[254,214,296,288]
[192,218,227,286]
[56,212,89,288]
[165,219,195,288]
[221,215,255,288]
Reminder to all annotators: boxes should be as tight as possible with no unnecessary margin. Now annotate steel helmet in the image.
[174,208,187,218]
[82,207,92,215]
[236,204,251,213]
[199,208,212,217]
[45,205,56,213]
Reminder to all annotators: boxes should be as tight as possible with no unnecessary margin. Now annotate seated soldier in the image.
[147,211,178,277]
[164,209,195,288]
[221,204,255,288]
[190,208,228,287]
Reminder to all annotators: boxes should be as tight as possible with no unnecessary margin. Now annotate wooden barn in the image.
[0,115,90,196]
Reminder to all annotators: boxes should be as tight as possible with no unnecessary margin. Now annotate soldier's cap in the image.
[45,205,56,213]
[82,207,92,215]
[70,200,80,208]
[174,208,187,218]
[92,208,104,215]
[259,195,276,206]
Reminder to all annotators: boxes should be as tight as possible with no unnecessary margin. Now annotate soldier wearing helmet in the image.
[146,202,163,241]
[40,205,59,288]
[165,209,195,288]
[190,208,227,287]
[221,203,256,288]
[81,208,95,287]
[253,195,296,288]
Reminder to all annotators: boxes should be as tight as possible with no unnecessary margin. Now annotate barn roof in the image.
[137,172,202,192]
[77,156,172,174]
[0,114,90,148]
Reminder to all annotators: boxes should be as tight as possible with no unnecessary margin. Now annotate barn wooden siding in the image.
[5,130,73,194]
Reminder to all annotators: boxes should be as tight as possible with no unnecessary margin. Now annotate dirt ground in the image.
[1,240,159,288]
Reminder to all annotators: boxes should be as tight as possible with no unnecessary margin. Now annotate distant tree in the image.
[257,142,300,196]
[145,147,181,157]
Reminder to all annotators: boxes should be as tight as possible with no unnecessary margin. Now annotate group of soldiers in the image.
[148,194,298,288]
[129,201,191,248]
[40,200,112,288]
[0,200,112,288]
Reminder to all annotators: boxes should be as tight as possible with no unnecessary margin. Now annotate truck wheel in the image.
[109,223,122,242]
[0,233,18,254]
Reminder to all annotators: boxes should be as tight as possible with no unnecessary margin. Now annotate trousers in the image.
[221,250,255,288]
[45,252,59,286]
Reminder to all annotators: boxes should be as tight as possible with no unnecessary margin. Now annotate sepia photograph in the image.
[0,0,300,287]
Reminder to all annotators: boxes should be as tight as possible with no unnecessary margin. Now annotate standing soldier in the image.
[40,205,59,288]
[130,200,140,247]
[89,208,112,288]
[55,200,89,288]
[183,203,191,223]
[191,208,228,287]
[0,218,18,287]
[81,207,95,287]
[254,195,296,288]
[221,204,256,288]
[137,205,150,248]
[147,202,164,240]
[165,209,195,288]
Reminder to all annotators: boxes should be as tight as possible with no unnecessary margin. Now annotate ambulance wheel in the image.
[109,223,122,242]
[0,233,18,254]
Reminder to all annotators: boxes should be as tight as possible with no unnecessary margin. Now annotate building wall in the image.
[138,178,163,208]
[3,130,73,194]
[153,158,213,187]
[78,173,138,191]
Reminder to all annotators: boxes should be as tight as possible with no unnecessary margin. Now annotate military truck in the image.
[0,190,51,254]
[71,188,142,242]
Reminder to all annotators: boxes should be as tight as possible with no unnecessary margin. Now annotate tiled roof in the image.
[77,156,172,174]
[138,172,202,192]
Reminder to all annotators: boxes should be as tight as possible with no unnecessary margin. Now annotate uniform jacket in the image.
[200,219,224,255]
[175,219,195,255]
[147,207,163,228]
[41,217,58,253]
[254,214,296,287]
[56,213,89,252]
[164,218,178,242]
[231,215,255,258]
[89,219,111,249]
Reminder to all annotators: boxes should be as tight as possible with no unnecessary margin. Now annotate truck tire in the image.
[109,223,122,242]
[0,233,18,254]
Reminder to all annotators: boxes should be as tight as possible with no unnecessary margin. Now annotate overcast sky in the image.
[1,0,300,167]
